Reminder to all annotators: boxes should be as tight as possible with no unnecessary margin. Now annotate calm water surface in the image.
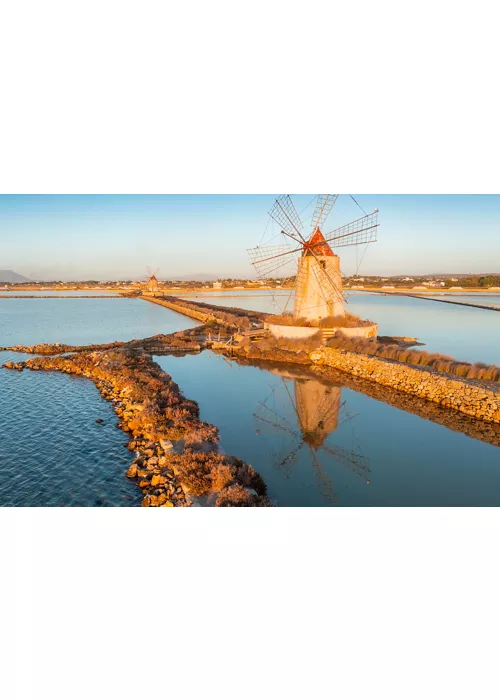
[0,350,139,506]
[0,290,119,296]
[0,299,195,506]
[1,294,499,506]
[0,297,194,346]
[156,352,500,507]
[182,291,500,364]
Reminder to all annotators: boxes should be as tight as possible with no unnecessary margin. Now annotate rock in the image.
[160,439,174,453]
[96,418,104,424]
[126,464,138,478]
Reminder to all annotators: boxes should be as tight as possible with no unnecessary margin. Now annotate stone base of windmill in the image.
[266,321,378,343]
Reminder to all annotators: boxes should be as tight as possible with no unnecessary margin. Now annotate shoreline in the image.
[3,348,271,507]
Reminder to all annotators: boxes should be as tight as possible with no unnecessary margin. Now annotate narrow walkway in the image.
[364,289,500,311]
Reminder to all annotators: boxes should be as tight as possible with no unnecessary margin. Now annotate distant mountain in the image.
[0,270,31,283]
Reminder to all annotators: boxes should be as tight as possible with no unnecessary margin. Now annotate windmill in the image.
[253,370,370,505]
[143,267,160,296]
[248,195,379,322]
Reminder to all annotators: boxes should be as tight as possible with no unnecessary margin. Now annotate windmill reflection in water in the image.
[253,368,370,504]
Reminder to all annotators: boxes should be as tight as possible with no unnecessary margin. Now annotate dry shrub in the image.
[266,312,368,329]
[170,451,214,496]
[210,463,235,490]
[233,458,267,495]
[317,313,363,328]
[266,313,309,327]
[275,332,322,352]
[215,485,271,507]
[167,451,266,498]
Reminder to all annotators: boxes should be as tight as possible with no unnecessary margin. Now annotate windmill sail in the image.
[311,194,339,230]
[322,210,379,249]
[247,243,300,279]
[268,194,305,241]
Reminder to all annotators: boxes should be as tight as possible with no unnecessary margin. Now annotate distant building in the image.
[144,274,160,296]
[213,281,223,289]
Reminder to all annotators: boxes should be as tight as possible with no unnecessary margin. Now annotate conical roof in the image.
[305,228,334,257]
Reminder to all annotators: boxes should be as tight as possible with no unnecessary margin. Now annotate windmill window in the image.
[320,260,326,270]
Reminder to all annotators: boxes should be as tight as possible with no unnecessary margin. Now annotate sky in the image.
[0,194,498,280]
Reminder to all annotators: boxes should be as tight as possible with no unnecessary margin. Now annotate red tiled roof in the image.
[304,228,334,257]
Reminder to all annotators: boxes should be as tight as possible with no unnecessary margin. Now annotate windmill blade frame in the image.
[311,194,339,230]
[322,210,379,250]
[247,243,301,279]
[268,194,306,242]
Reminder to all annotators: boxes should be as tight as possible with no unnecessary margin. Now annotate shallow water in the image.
[0,290,119,296]
[182,291,500,364]
[0,299,196,507]
[0,297,195,346]
[0,351,138,507]
[155,352,500,507]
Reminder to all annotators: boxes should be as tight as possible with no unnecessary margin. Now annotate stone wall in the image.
[310,347,500,424]
[142,296,211,322]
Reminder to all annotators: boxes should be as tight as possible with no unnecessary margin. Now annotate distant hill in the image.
[0,270,31,283]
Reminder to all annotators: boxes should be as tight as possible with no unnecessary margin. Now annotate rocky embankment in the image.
[3,349,271,507]
[142,295,266,329]
[311,347,500,424]
[0,326,211,356]
[223,333,500,427]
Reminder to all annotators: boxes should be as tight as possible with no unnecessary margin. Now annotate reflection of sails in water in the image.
[253,371,370,504]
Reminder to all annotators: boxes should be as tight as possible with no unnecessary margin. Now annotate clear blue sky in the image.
[0,194,498,280]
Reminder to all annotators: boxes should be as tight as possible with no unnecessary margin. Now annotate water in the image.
[155,353,500,507]
[0,350,139,506]
[0,297,195,346]
[0,290,119,296]
[0,299,196,506]
[1,293,499,506]
[182,291,500,364]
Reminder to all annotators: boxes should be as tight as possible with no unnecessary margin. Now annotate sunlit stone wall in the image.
[310,347,500,424]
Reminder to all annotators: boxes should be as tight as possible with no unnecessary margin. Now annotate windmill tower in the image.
[248,195,379,324]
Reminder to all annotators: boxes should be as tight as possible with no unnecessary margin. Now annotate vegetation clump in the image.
[265,312,372,328]
[216,485,272,507]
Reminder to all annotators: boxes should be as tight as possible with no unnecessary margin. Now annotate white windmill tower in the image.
[248,195,379,325]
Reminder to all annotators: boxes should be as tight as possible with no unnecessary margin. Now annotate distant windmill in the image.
[253,372,370,505]
[143,267,160,296]
[248,195,379,322]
